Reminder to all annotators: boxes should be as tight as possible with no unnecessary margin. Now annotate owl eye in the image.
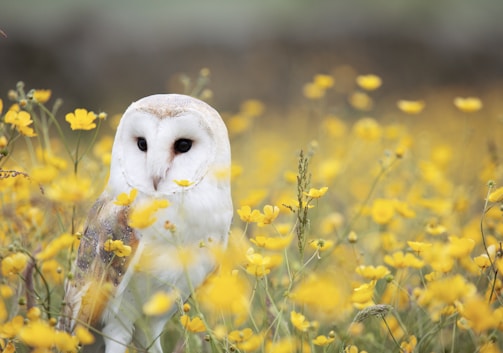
[137,137,148,152]
[174,138,192,153]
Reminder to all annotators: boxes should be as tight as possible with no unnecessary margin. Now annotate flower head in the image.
[114,188,138,206]
[453,97,482,113]
[65,108,97,130]
[4,110,37,136]
[143,291,174,316]
[129,199,169,229]
[103,239,132,257]
[356,74,382,91]
[397,100,425,114]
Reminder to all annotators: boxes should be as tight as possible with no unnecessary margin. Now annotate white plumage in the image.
[60,94,233,353]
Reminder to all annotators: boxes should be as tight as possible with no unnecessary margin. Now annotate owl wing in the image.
[60,194,139,332]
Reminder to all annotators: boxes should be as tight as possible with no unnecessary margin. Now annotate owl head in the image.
[108,94,231,197]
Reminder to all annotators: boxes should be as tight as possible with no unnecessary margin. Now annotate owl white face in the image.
[109,94,230,196]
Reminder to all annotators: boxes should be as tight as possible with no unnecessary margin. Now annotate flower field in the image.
[0,70,502,353]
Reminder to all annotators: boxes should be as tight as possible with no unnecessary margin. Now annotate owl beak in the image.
[152,175,162,191]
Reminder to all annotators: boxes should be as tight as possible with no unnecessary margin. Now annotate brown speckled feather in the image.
[60,195,139,332]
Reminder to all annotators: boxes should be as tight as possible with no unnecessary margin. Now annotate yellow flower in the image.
[4,110,37,136]
[312,335,335,346]
[240,99,265,117]
[65,108,97,130]
[46,175,94,203]
[371,198,395,225]
[397,100,425,114]
[31,165,59,184]
[457,296,501,332]
[129,199,169,229]
[290,311,310,332]
[1,252,29,278]
[245,248,279,277]
[473,254,491,269]
[18,320,57,348]
[228,328,253,343]
[303,82,325,100]
[384,251,424,269]
[104,239,132,257]
[447,236,475,258]
[0,135,7,148]
[0,316,24,339]
[257,205,280,226]
[355,265,390,280]
[0,98,2,114]
[453,96,482,113]
[353,117,381,141]
[114,188,138,206]
[356,74,382,91]
[250,233,293,250]
[309,238,334,252]
[313,74,335,89]
[36,233,75,261]
[33,89,52,103]
[75,325,95,345]
[303,186,328,199]
[41,259,64,284]
[237,205,262,223]
[407,241,432,255]
[351,281,376,309]
[143,291,174,316]
[487,186,503,203]
[400,335,417,353]
[349,91,373,111]
[180,315,206,333]
[173,179,194,187]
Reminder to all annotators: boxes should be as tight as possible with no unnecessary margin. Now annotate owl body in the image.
[61,95,232,353]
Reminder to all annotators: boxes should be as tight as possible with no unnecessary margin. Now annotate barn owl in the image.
[59,94,233,353]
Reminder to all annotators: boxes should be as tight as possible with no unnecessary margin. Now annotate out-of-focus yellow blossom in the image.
[457,296,502,332]
[393,200,416,218]
[47,175,94,203]
[425,221,447,235]
[356,74,382,91]
[227,114,252,136]
[258,205,280,226]
[1,252,29,279]
[114,188,138,206]
[143,291,173,316]
[33,89,52,103]
[453,96,483,113]
[314,74,335,89]
[303,186,328,199]
[371,198,395,225]
[65,108,97,130]
[448,236,475,258]
[381,282,409,310]
[417,274,476,308]
[309,238,334,251]
[1,315,24,338]
[36,148,68,170]
[93,136,113,165]
[291,273,352,321]
[312,334,335,346]
[488,186,503,203]
[0,284,14,298]
[0,98,3,113]
[36,233,75,261]
[75,325,95,345]
[129,199,169,229]
[240,99,265,117]
[0,136,7,148]
[228,328,253,343]
[397,100,425,114]
[355,265,390,280]
[322,116,347,137]
[0,299,6,322]
[180,315,206,332]
[174,179,194,187]
[4,110,37,136]
[384,251,424,269]
[353,117,381,141]
[31,165,59,184]
[349,91,373,111]
[197,269,250,319]
[400,335,417,353]
[473,254,492,269]
[407,241,432,255]
[41,259,64,284]
[265,337,311,353]
[290,311,311,332]
[245,248,282,276]
[303,82,325,100]
[233,332,264,352]
[250,233,293,250]
[103,239,132,257]
[237,205,262,223]
[348,230,358,243]
[351,281,376,309]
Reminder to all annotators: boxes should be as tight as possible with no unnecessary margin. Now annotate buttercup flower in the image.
[356,74,382,91]
[114,188,138,206]
[129,199,169,229]
[303,186,328,199]
[143,291,174,316]
[397,100,425,114]
[33,89,51,103]
[453,97,482,113]
[4,110,37,136]
[65,108,97,130]
[180,315,206,332]
[104,239,132,257]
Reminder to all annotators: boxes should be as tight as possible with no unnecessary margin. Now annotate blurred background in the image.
[2,0,503,114]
